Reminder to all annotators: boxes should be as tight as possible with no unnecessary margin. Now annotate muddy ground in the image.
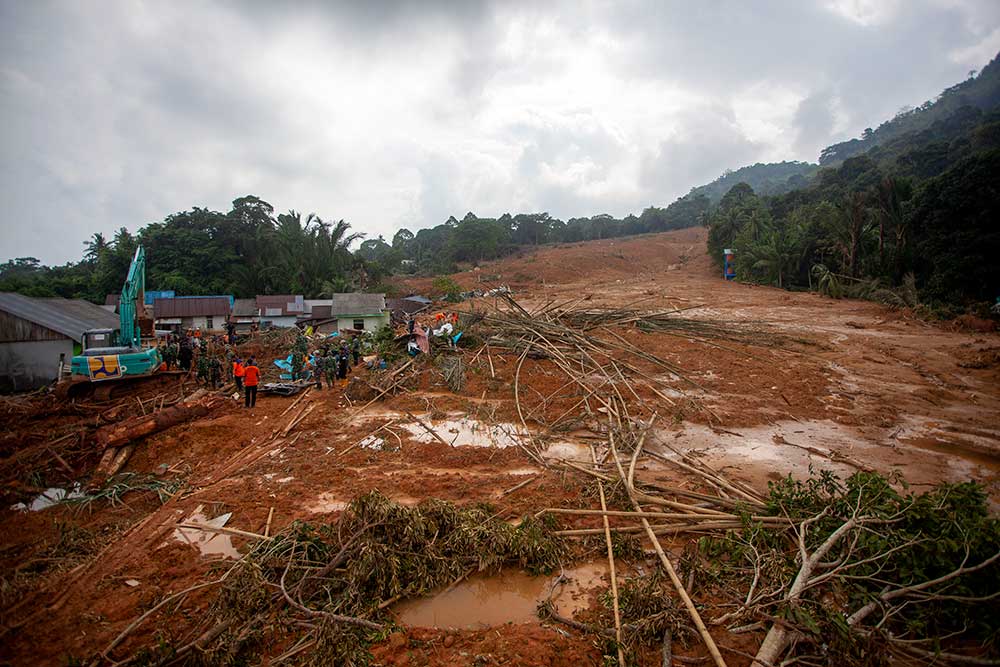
[1,227,997,666]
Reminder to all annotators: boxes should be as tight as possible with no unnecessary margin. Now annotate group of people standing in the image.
[230,356,261,408]
[159,327,365,409]
[313,336,363,389]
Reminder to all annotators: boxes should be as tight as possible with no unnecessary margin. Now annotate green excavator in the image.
[64,246,164,398]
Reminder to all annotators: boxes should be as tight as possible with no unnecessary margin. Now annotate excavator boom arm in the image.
[119,246,145,348]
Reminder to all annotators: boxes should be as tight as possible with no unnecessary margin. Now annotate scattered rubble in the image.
[1,228,998,667]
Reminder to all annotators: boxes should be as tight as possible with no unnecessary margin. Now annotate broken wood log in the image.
[94,390,215,451]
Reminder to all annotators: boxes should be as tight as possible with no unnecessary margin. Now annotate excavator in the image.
[62,246,165,398]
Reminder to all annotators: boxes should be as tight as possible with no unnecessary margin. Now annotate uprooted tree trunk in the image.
[92,389,219,484]
[94,389,213,450]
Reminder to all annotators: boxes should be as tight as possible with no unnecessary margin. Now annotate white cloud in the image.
[824,0,903,26]
[949,26,1000,68]
[0,0,998,264]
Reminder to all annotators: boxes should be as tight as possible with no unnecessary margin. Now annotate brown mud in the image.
[1,227,997,666]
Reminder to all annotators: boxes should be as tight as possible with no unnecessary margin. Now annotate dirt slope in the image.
[2,227,998,666]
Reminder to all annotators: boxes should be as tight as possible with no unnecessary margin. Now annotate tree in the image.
[83,233,109,263]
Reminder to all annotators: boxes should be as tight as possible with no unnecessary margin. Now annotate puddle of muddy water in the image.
[10,484,85,512]
[905,436,1000,474]
[399,416,527,448]
[173,511,240,558]
[649,417,999,494]
[306,492,348,514]
[357,410,597,465]
[393,563,607,629]
[540,440,592,463]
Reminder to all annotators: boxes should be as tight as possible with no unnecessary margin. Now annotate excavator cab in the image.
[80,328,133,356]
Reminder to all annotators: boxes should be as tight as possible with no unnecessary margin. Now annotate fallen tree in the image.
[92,389,222,483]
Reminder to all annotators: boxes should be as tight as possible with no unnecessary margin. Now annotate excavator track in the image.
[55,371,188,401]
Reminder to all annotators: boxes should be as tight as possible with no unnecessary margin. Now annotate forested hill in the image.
[686,162,819,203]
[3,53,1000,307]
[819,53,1000,165]
[706,72,1000,311]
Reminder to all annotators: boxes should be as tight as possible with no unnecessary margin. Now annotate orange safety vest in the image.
[243,365,260,386]
[234,362,245,377]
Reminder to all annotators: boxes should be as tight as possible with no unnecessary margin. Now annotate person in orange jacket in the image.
[233,357,245,392]
[243,357,260,409]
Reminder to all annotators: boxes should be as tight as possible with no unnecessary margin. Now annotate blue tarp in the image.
[273,353,317,380]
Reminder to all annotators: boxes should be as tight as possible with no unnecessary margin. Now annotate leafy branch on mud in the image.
[102,491,564,666]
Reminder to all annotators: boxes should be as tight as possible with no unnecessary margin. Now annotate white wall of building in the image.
[334,313,389,332]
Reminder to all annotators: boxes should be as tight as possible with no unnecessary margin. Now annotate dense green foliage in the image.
[689,161,819,203]
[0,196,362,301]
[1,196,713,300]
[820,53,1000,165]
[699,470,999,662]
[384,197,711,275]
[708,61,1000,310]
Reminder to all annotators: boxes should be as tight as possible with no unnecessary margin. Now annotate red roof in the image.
[256,295,304,316]
[153,297,231,318]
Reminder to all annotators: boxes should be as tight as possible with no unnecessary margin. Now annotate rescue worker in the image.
[326,350,338,388]
[243,357,260,408]
[209,356,222,389]
[313,353,324,389]
[291,330,308,380]
[179,341,193,372]
[351,335,362,366]
[233,357,245,392]
[196,350,210,385]
[337,346,349,383]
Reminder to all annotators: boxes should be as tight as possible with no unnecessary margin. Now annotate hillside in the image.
[819,52,1000,165]
[686,161,819,203]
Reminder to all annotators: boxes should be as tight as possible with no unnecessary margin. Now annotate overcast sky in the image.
[2,0,999,265]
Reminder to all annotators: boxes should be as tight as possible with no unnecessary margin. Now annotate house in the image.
[256,295,304,328]
[153,297,231,333]
[304,294,389,334]
[0,292,120,391]
[230,298,259,332]
[386,297,430,324]
[105,289,176,312]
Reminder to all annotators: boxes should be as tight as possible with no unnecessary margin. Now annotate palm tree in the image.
[745,227,798,288]
[83,232,109,263]
[832,192,872,278]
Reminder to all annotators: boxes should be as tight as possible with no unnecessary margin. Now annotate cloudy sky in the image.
[2,0,999,264]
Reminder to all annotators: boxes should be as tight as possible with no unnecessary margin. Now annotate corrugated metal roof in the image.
[231,298,258,317]
[311,304,333,318]
[153,297,231,318]
[330,293,386,316]
[0,292,120,342]
[256,294,304,315]
[387,298,428,316]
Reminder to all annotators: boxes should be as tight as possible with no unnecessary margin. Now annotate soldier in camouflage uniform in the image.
[196,352,210,385]
[163,339,178,370]
[291,330,309,381]
[313,352,325,389]
[325,349,338,388]
[209,356,223,389]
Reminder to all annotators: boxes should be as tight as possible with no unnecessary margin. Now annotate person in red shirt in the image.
[233,357,245,392]
[243,357,260,408]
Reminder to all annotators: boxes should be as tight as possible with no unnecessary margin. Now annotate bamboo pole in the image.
[609,420,728,667]
[593,444,626,667]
